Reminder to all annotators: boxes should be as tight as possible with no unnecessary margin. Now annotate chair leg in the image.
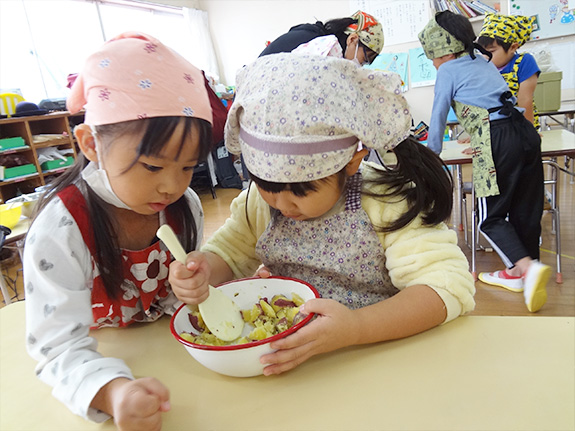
[470,187,477,280]
[0,274,12,305]
[554,207,562,284]
[542,160,562,283]
[462,194,468,244]
[457,165,464,232]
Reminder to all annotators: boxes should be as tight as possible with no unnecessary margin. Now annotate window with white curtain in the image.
[0,0,219,105]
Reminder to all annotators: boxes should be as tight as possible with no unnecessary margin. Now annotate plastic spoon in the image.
[156,224,244,341]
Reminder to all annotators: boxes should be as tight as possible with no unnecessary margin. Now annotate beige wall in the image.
[200,0,351,84]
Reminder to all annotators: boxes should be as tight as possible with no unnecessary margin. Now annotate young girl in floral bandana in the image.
[168,53,475,376]
[418,11,550,312]
[24,32,213,430]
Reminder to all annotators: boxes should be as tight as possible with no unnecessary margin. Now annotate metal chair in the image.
[191,155,217,199]
[0,93,25,117]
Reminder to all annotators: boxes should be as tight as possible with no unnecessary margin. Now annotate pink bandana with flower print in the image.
[67,32,212,126]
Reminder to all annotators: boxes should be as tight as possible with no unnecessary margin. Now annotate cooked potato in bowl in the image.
[170,276,319,377]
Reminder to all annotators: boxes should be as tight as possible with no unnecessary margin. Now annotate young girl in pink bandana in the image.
[169,54,475,377]
[24,32,213,430]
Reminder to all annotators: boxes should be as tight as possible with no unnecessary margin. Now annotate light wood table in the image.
[1,301,573,431]
[538,103,575,133]
[441,128,575,165]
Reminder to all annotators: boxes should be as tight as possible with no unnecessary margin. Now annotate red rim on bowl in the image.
[170,276,319,351]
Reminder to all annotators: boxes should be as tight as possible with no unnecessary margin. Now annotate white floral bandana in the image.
[225,53,411,183]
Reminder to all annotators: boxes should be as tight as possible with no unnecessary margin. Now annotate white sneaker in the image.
[478,269,524,292]
[523,261,550,313]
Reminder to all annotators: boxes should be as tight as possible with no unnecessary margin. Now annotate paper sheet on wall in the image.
[350,0,430,46]
[365,52,409,92]
[509,0,575,41]
[409,47,436,87]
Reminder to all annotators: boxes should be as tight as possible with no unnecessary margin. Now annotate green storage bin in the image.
[41,156,74,171]
[2,164,37,180]
[0,137,26,151]
[534,71,563,112]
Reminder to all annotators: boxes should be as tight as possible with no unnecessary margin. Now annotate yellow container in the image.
[0,203,22,229]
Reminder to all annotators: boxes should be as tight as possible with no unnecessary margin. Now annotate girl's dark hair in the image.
[323,17,357,52]
[245,136,453,233]
[477,35,512,52]
[34,116,212,300]
[435,10,492,61]
[364,136,453,232]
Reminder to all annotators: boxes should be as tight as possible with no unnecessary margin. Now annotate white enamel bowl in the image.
[170,276,319,377]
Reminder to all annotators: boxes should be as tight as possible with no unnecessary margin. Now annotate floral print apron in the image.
[255,173,398,309]
[58,185,173,328]
[453,100,500,198]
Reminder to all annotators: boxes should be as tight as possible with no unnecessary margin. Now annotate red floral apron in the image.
[58,185,174,329]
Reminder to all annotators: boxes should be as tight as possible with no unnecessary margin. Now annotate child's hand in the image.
[253,265,272,278]
[259,298,359,376]
[168,251,211,304]
[96,377,170,431]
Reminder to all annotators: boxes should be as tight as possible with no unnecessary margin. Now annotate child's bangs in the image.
[138,117,212,162]
[249,173,320,197]
[97,117,212,163]
[249,170,347,197]
[477,35,511,51]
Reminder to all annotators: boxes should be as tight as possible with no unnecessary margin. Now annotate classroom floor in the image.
[1,158,574,317]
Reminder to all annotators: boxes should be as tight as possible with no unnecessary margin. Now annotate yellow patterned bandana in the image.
[344,10,384,54]
[418,16,465,60]
[480,13,535,47]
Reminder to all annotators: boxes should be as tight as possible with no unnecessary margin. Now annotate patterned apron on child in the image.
[452,100,500,198]
[255,173,398,310]
[58,185,174,329]
[501,53,540,130]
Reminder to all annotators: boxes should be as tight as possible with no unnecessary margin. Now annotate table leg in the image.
[1,271,13,305]
[471,186,477,280]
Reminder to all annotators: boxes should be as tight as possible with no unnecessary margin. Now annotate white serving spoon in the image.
[156,224,244,341]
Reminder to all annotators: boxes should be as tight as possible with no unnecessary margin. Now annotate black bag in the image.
[213,142,242,189]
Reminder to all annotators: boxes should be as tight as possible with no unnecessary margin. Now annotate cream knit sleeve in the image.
[201,184,271,279]
[362,194,476,323]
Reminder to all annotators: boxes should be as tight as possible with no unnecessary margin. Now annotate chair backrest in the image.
[0,93,25,117]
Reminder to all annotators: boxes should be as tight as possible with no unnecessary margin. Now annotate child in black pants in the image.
[418,11,550,312]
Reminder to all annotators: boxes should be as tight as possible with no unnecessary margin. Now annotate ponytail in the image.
[435,10,491,60]
[364,136,453,232]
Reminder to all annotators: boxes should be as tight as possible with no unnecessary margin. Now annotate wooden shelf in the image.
[0,173,40,184]
[0,112,80,203]
[0,146,30,155]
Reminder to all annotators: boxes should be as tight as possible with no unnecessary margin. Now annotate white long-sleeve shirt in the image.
[24,187,203,422]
